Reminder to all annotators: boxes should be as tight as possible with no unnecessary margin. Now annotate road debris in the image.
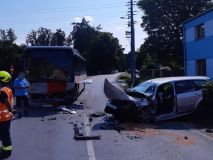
[126,135,140,140]
[57,106,77,115]
[48,117,57,121]
[206,129,213,133]
[73,124,101,140]
[103,116,119,125]
[90,112,106,118]
[89,117,93,122]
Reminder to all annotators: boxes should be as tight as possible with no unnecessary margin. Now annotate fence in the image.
[140,69,184,79]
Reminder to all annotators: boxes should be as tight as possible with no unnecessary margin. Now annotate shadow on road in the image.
[13,103,84,119]
[92,108,213,133]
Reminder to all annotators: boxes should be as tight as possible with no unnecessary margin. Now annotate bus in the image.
[24,46,87,107]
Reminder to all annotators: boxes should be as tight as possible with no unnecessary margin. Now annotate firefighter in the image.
[0,71,14,159]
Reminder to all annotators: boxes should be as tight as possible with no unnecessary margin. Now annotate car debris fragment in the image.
[57,106,77,115]
[73,124,101,140]
[48,117,57,121]
[90,112,106,118]
[206,129,213,133]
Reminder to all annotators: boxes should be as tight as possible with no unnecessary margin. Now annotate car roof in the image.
[146,76,209,84]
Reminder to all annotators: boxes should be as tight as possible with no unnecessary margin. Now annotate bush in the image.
[202,80,213,106]
[117,73,131,80]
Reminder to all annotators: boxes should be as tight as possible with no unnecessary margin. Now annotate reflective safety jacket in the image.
[0,87,14,122]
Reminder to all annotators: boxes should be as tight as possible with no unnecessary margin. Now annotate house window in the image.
[196,59,206,76]
[195,23,205,40]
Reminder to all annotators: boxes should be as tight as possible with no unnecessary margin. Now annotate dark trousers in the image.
[0,120,12,147]
[16,96,29,112]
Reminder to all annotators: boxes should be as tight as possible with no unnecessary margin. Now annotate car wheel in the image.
[138,107,153,123]
[193,101,205,116]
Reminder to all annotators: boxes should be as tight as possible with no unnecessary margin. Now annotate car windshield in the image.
[130,81,157,96]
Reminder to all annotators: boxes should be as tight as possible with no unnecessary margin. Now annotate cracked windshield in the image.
[0,0,213,160]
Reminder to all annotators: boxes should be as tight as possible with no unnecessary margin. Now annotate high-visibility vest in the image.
[0,87,14,122]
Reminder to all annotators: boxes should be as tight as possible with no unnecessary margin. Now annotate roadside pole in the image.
[130,0,136,86]
[10,65,14,88]
[121,0,136,86]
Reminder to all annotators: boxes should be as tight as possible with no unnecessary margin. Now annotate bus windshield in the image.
[26,49,73,82]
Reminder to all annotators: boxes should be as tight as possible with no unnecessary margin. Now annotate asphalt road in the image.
[7,73,213,160]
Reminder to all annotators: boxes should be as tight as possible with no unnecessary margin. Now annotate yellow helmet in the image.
[0,71,11,83]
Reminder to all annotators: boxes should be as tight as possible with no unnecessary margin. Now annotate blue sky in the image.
[0,0,147,53]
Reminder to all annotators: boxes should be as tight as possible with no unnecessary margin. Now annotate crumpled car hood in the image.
[103,78,137,101]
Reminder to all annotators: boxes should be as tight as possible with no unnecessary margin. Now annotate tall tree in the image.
[0,28,17,44]
[0,29,23,71]
[51,29,66,46]
[26,28,67,46]
[26,30,37,46]
[26,27,52,46]
[68,18,98,57]
[87,32,124,74]
[137,0,213,68]
[36,27,52,46]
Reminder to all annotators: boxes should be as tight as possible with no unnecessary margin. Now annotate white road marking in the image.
[182,123,213,141]
[84,114,97,160]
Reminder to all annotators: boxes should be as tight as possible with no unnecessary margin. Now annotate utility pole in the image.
[130,0,136,85]
[121,0,136,86]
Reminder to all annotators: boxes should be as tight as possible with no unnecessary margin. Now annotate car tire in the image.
[137,107,154,123]
[194,101,205,116]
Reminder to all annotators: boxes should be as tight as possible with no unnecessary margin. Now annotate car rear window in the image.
[193,80,208,89]
[174,80,196,94]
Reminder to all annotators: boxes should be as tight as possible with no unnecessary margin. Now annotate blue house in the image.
[183,8,213,78]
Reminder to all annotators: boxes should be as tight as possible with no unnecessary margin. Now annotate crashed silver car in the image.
[104,76,209,122]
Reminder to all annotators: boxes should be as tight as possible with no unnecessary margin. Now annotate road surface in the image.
[7,73,213,160]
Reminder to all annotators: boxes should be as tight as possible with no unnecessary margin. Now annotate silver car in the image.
[104,76,209,122]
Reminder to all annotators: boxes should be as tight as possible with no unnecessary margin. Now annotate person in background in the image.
[0,71,14,159]
[13,72,30,118]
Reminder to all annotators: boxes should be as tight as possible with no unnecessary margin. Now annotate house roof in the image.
[183,7,213,25]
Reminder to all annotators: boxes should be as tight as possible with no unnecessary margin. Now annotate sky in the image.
[0,0,147,53]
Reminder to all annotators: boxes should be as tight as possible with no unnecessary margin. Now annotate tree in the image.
[136,38,156,69]
[26,28,67,46]
[68,18,98,57]
[36,27,52,46]
[26,27,52,46]
[137,0,213,68]
[26,30,37,46]
[0,28,17,44]
[0,29,23,71]
[87,32,124,74]
[67,18,125,75]
[51,29,66,46]
[7,28,17,43]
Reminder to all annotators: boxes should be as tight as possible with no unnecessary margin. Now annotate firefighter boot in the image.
[0,147,12,159]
